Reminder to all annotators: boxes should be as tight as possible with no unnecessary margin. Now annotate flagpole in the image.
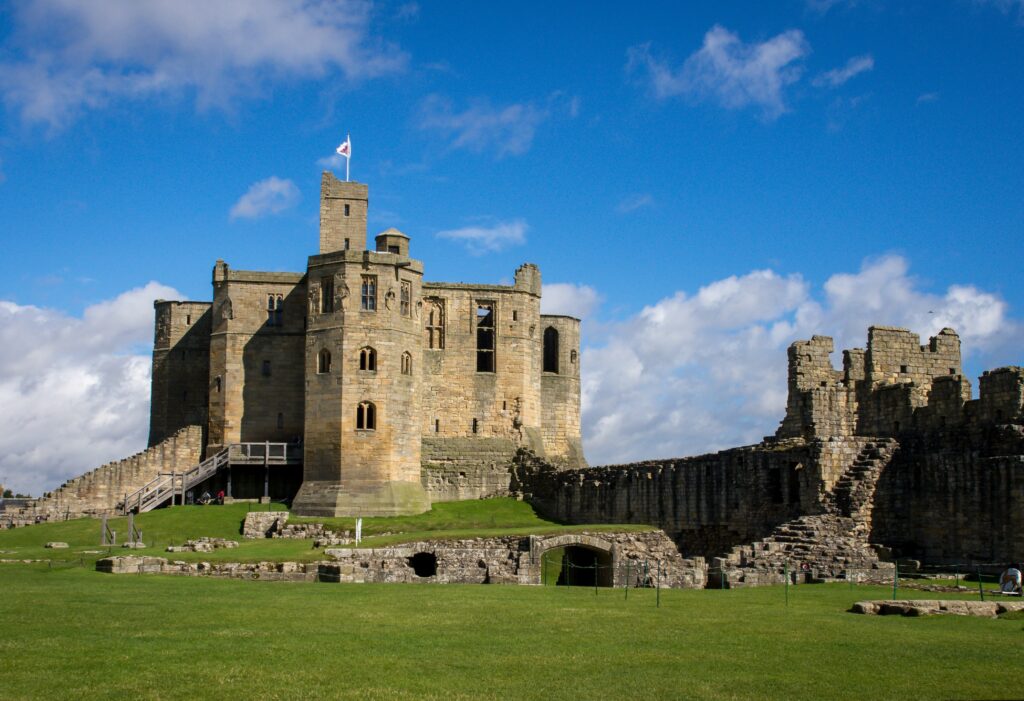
[346,133,351,182]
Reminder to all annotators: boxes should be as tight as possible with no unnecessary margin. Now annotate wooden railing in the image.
[120,442,293,514]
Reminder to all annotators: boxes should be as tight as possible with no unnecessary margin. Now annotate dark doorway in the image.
[552,546,613,587]
[407,552,437,578]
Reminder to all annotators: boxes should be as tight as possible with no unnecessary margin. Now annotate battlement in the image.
[776,326,989,440]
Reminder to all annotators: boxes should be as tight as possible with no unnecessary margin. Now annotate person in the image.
[216,489,225,505]
[199,490,212,505]
[1000,564,1022,595]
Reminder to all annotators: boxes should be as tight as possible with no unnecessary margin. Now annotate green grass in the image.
[0,499,653,564]
[0,566,1021,700]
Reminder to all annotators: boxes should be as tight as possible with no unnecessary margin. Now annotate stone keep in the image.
[148,172,585,516]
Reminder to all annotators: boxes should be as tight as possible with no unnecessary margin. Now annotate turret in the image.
[319,172,368,254]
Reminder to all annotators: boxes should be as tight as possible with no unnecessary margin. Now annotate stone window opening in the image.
[949,367,956,375]
[476,303,495,372]
[472,418,479,434]
[267,294,284,327]
[893,421,901,433]
[277,412,284,429]
[262,360,271,377]
[408,552,437,577]
[359,347,377,372]
[900,365,908,374]
[356,401,376,431]
[571,350,577,365]
[318,349,332,374]
[767,468,783,504]
[401,351,412,376]
[344,238,350,250]
[361,275,377,311]
[344,204,350,217]
[320,276,334,313]
[543,326,559,374]
[400,280,411,317]
[512,310,518,321]
[182,390,188,402]
[388,245,400,254]
[434,419,440,433]
[185,314,191,325]
[426,299,445,350]
[214,376,222,393]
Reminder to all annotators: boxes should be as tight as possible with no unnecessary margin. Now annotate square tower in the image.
[320,172,368,254]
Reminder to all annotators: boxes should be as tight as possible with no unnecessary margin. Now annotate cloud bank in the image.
[0,282,179,496]
[581,255,1021,465]
[436,219,527,255]
[0,0,406,129]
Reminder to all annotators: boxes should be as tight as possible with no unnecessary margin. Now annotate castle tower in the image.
[292,174,430,516]
[149,299,212,446]
[319,172,368,254]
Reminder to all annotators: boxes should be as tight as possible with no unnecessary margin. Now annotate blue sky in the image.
[0,0,1022,493]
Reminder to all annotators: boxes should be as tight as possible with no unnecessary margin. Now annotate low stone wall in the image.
[852,599,1024,617]
[98,530,707,589]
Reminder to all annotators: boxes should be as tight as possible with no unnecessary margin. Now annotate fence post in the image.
[977,566,985,602]
[892,562,899,600]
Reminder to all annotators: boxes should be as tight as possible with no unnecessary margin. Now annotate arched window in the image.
[356,401,376,430]
[570,349,577,365]
[318,348,332,374]
[214,376,222,393]
[543,326,559,374]
[359,347,377,372]
[401,351,412,375]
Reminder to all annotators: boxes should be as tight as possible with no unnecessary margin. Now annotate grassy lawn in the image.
[0,499,653,564]
[0,565,1021,700]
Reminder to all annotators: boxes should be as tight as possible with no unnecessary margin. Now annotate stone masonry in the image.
[146,172,585,517]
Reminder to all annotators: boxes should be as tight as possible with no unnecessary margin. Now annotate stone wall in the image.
[420,437,517,501]
[149,301,211,446]
[2,426,203,526]
[516,438,872,560]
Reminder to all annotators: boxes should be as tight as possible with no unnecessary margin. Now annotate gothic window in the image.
[476,303,495,372]
[356,401,376,430]
[320,276,334,313]
[267,294,283,327]
[543,326,559,374]
[400,280,411,317]
[361,275,377,311]
[359,347,377,372]
[318,349,332,374]
[401,351,412,375]
[425,299,445,350]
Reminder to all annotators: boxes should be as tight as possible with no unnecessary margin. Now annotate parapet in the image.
[513,263,542,296]
[978,367,1024,423]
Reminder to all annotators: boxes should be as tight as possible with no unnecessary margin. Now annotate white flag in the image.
[336,135,351,159]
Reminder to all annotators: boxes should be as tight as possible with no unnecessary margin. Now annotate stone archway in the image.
[531,534,616,587]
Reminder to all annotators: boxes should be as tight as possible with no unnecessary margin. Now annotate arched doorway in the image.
[551,545,613,587]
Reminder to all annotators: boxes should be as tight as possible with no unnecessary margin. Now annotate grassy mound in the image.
[0,499,651,564]
[1,566,1021,700]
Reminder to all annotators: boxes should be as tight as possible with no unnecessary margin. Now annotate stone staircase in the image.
[0,426,203,528]
[710,439,899,588]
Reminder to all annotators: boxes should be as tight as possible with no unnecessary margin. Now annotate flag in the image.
[336,135,351,159]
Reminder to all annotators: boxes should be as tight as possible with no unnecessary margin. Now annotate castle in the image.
[147,172,584,516]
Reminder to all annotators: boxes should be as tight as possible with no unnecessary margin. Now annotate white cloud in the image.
[417,95,548,158]
[916,92,940,105]
[813,54,874,88]
[230,177,300,220]
[0,282,180,495]
[581,255,1022,466]
[627,26,810,119]
[0,0,406,129]
[436,219,527,255]
[542,284,603,321]
[616,193,654,214]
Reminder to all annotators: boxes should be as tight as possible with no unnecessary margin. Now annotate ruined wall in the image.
[518,439,872,559]
[420,264,545,454]
[208,262,306,450]
[3,426,203,525]
[539,315,585,468]
[149,301,211,446]
[777,326,969,441]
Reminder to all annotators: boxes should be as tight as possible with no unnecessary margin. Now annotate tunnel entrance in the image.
[407,552,437,578]
[547,546,613,588]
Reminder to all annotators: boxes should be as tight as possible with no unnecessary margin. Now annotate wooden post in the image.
[170,471,176,507]
[264,441,270,501]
